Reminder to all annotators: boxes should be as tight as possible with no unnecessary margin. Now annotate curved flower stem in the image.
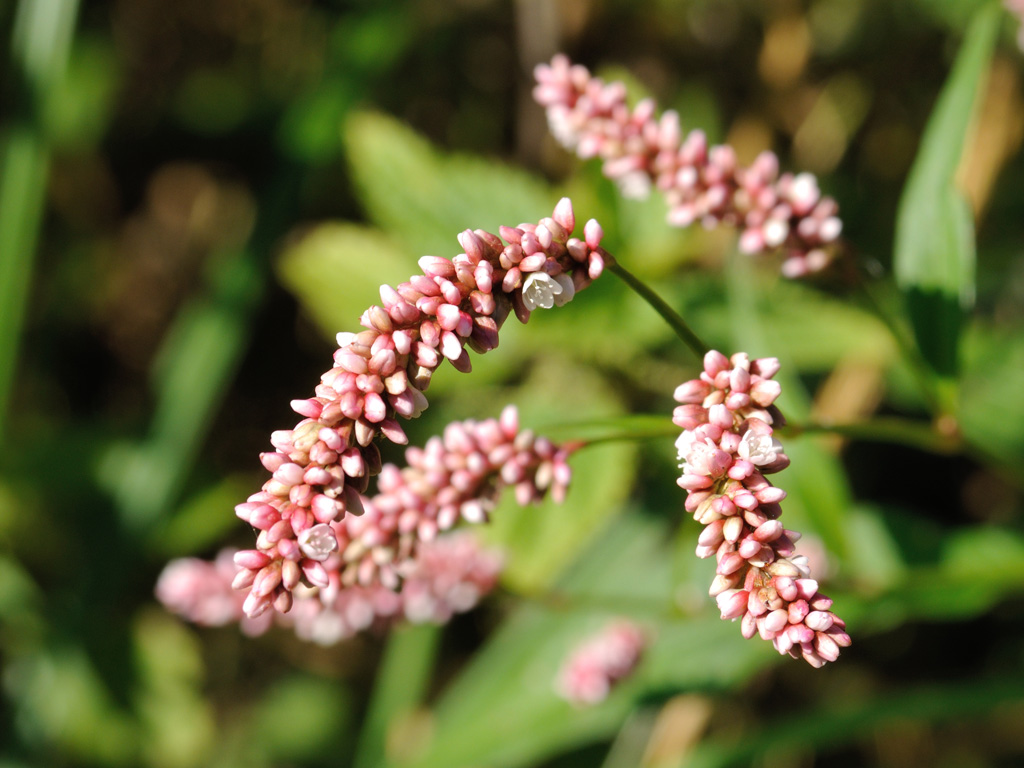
[778,418,961,455]
[540,414,678,446]
[505,584,686,619]
[607,260,710,359]
[545,413,972,459]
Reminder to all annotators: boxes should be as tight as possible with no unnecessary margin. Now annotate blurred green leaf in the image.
[344,111,558,259]
[46,34,118,148]
[843,523,1024,624]
[940,525,1024,581]
[751,278,895,370]
[276,223,416,339]
[133,610,214,768]
[148,476,255,558]
[841,505,909,592]
[334,8,415,73]
[101,245,265,531]
[685,675,1024,768]
[911,0,996,29]
[0,554,44,644]
[355,624,441,768]
[5,645,138,765]
[251,673,354,761]
[403,515,771,768]
[478,358,635,593]
[959,322,1024,466]
[893,3,999,386]
[277,78,357,162]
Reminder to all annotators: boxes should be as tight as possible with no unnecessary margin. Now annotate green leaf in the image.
[344,111,558,259]
[133,610,216,768]
[478,358,636,593]
[354,624,441,768]
[403,515,772,768]
[101,245,266,532]
[276,223,415,339]
[6,644,139,765]
[251,673,354,762]
[147,476,255,558]
[958,321,1024,467]
[893,3,1000,384]
[686,675,1024,768]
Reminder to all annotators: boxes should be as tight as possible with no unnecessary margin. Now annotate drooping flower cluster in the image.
[673,350,850,667]
[555,620,647,705]
[325,405,572,589]
[156,531,502,646]
[533,55,843,277]
[232,199,606,619]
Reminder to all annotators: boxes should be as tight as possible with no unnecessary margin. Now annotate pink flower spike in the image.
[671,350,847,666]
[534,56,844,275]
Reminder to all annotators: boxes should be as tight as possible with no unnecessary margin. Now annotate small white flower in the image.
[552,273,575,306]
[737,429,783,466]
[298,524,339,562]
[616,171,652,200]
[547,110,580,149]
[675,430,696,469]
[790,554,812,578]
[762,217,789,248]
[522,272,575,311]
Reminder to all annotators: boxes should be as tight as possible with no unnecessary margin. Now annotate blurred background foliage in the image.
[2,0,1024,766]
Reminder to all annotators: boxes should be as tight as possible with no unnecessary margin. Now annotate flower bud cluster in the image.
[673,350,850,667]
[325,405,572,589]
[232,200,605,618]
[155,531,502,646]
[555,620,647,705]
[533,55,843,277]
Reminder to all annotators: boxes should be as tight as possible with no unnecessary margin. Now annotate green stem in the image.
[779,417,960,455]
[538,414,678,446]
[607,260,709,359]
[0,0,80,446]
[542,413,968,459]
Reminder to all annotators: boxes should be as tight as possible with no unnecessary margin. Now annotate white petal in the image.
[552,273,576,306]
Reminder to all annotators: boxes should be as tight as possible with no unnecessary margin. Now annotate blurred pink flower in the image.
[156,531,502,646]
[556,620,647,705]
[534,55,843,277]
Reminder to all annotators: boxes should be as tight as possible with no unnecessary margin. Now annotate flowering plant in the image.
[151,5,1024,759]
[5,2,1024,767]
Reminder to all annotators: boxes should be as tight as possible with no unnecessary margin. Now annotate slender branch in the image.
[539,414,678,446]
[606,259,710,359]
[543,412,973,459]
[779,417,961,455]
